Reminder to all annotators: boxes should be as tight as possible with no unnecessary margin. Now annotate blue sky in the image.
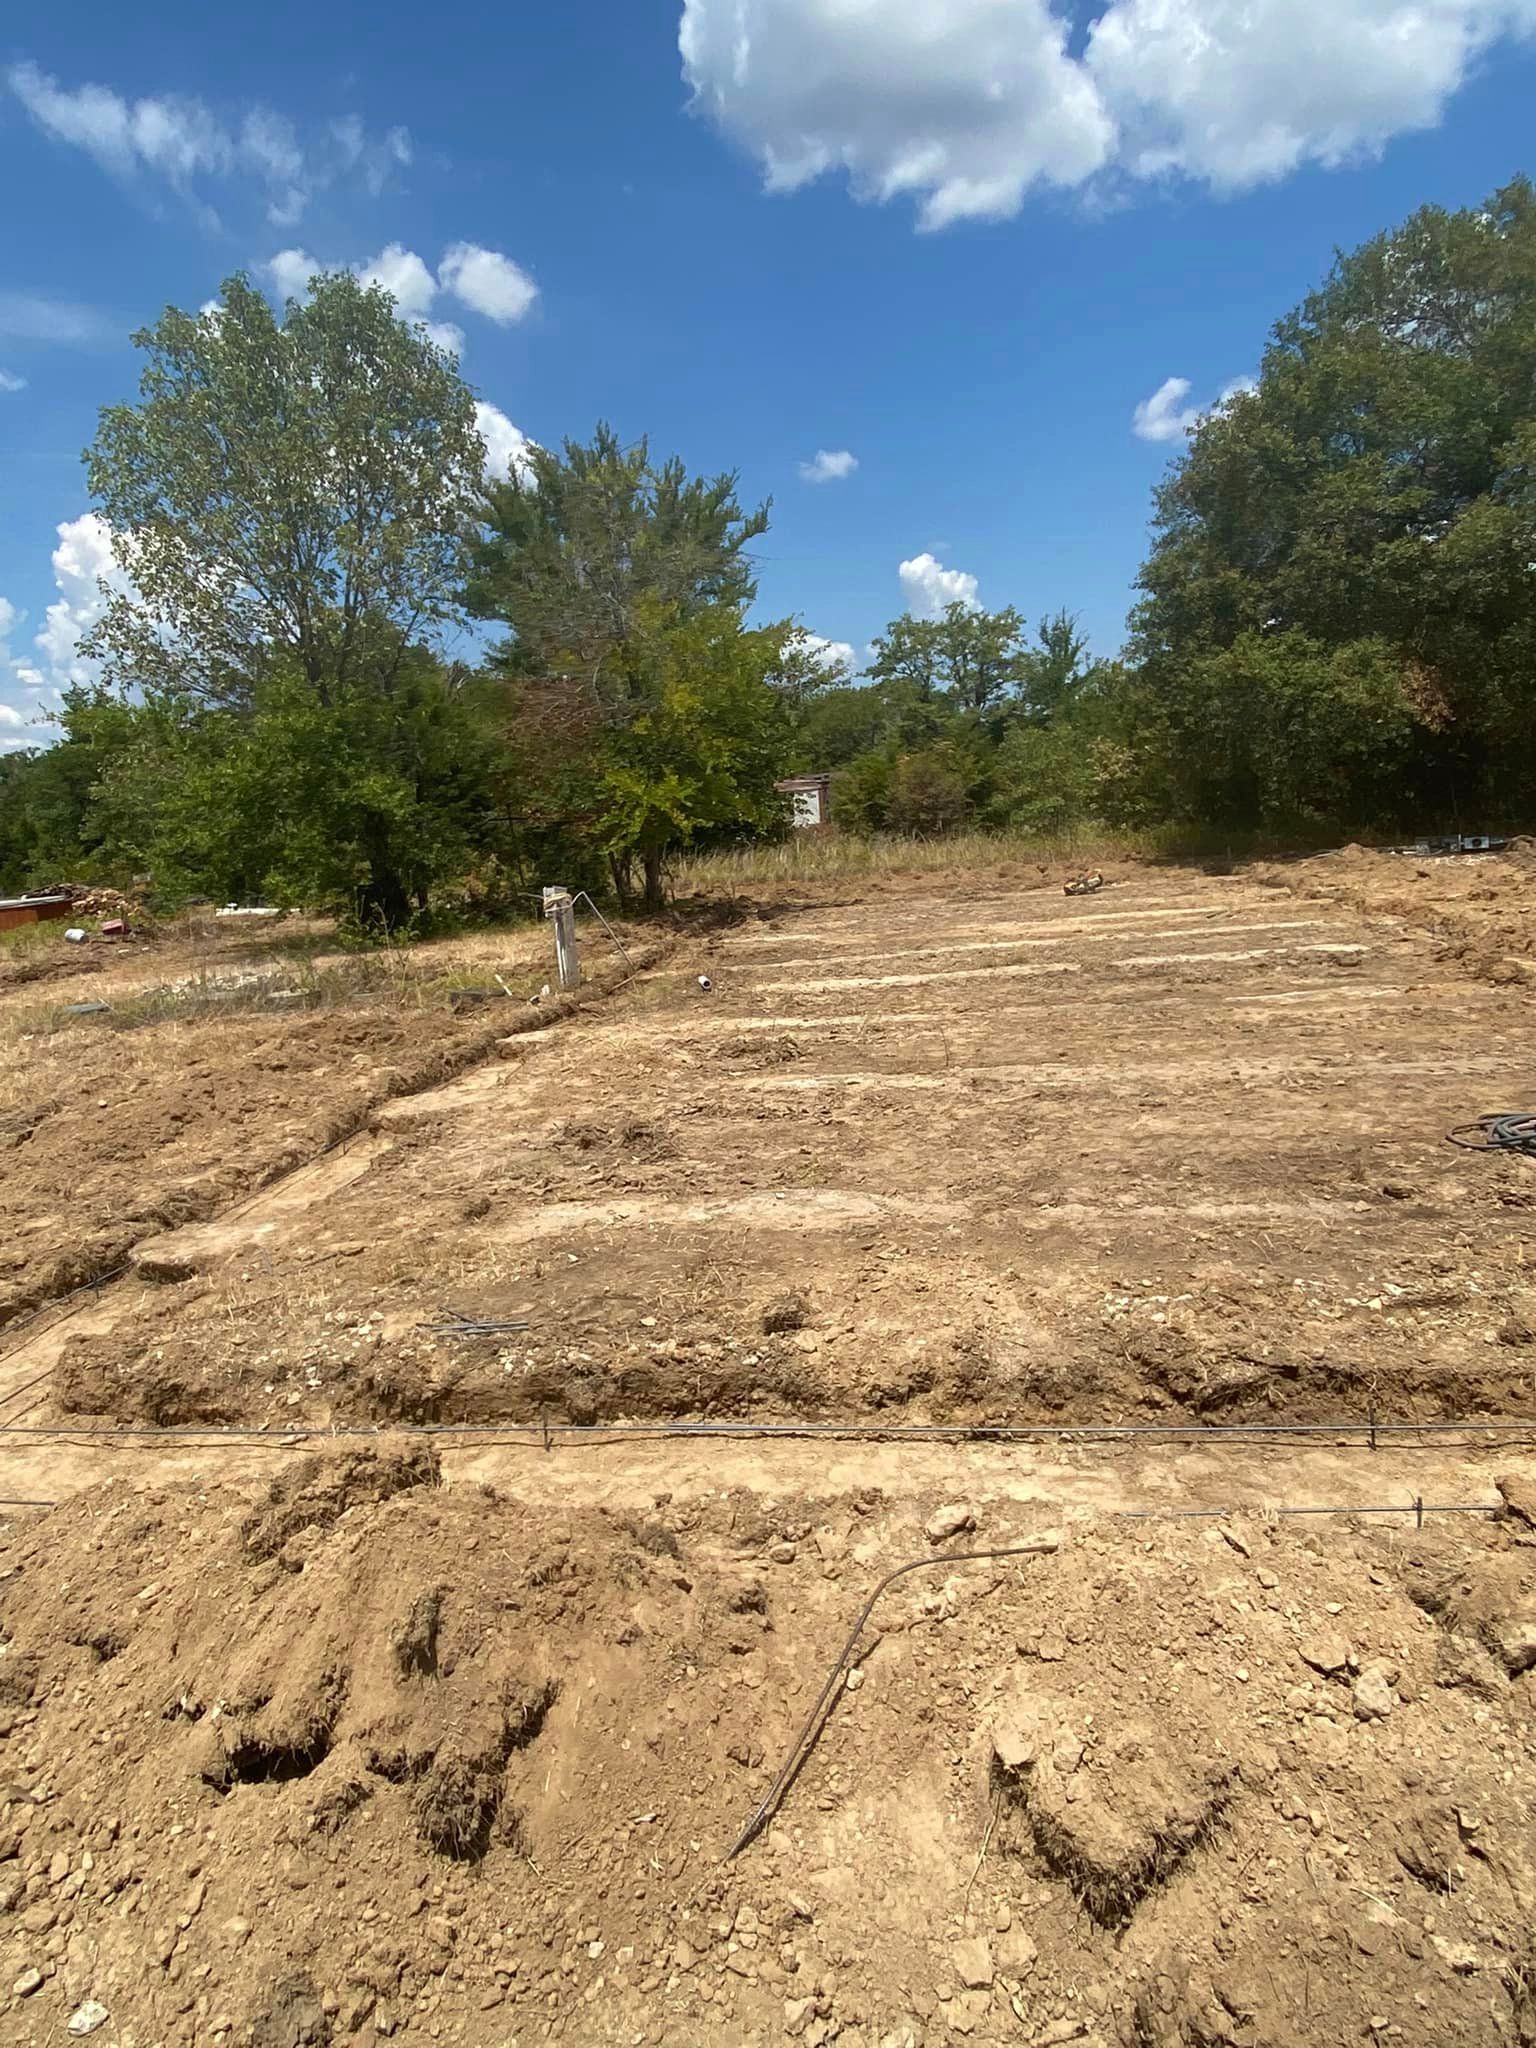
[3,0,1535,749]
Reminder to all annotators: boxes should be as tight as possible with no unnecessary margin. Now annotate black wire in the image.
[1447,1113,1536,1155]
[1,1416,1535,1445]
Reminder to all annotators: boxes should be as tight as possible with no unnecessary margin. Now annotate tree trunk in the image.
[642,846,665,914]
[608,853,635,912]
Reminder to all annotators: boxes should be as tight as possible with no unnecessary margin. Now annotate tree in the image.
[84,657,498,923]
[86,272,484,711]
[1133,178,1536,824]
[74,270,494,921]
[465,423,768,693]
[467,427,788,908]
[867,603,1026,712]
[1020,609,1091,721]
[583,606,794,908]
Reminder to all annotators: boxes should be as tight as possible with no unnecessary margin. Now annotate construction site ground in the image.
[1,846,1534,2048]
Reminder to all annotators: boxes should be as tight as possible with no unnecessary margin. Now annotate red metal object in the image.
[100,919,127,937]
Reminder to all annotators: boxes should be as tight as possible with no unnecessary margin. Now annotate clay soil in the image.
[21,850,1536,1437]
[0,915,582,1334]
[1,848,1535,2046]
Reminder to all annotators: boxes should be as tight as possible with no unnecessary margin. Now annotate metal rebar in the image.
[571,892,637,977]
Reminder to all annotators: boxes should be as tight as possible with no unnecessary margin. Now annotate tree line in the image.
[3,176,1534,918]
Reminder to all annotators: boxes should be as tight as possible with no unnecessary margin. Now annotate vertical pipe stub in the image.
[543,886,581,991]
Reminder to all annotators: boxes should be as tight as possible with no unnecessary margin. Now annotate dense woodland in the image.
[3,178,1535,919]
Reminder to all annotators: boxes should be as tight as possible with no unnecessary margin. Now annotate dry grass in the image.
[670,827,1152,893]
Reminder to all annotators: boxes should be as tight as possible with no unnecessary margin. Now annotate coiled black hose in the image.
[1447,1113,1536,1155]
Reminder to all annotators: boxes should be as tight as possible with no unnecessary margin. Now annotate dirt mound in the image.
[0,1458,1534,2044]
[1256,844,1536,985]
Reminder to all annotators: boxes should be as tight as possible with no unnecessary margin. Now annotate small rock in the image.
[1353,1665,1395,1721]
[784,1998,815,2037]
[950,1936,993,1989]
[1219,1526,1250,1557]
[1430,1937,1482,1974]
[1032,2023,1087,2045]
[47,1852,69,1886]
[1497,1472,1536,1526]
[67,2001,110,2037]
[1299,1635,1350,1677]
[1492,1616,1536,1676]
[997,1928,1037,1976]
[1053,1730,1085,1774]
[1035,1635,1067,1663]
[1257,1568,1279,1590]
[925,1503,976,1546]
[12,1968,42,1998]
[768,1543,797,1566]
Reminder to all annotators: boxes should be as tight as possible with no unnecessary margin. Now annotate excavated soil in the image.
[0,918,631,1334]
[0,1447,1534,2045]
[20,851,1536,1436]
[2,851,1536,2045]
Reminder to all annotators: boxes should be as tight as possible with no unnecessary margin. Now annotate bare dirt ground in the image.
[1,847,1534,2046]
[0,913,625,1334]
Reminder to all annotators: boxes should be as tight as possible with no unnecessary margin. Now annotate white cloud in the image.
[263,243,536,358]
[475,402,538,485]
[0,370,24,393]
[438,244,539,325]
[0,703,23,729]
[422,321,466,357]
[795,630,858,673]
[31,514,130,694]
[6,61,412,223]
[799,448,858,484]
[264,249,316,304]
[681,0,1110,229]
[899,552,980,614]
[356,242,437,320]
[679,0,1536,225]
[1133,371,1256,441]
[1132,375,1201,443]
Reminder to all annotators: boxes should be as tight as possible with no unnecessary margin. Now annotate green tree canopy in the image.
[867,603,1027,712]
[86,270,485,709]
[465,423,769,692]
[1134,177,1536,823]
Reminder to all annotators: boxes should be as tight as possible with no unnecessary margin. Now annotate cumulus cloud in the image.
[0,370,24,393]
[263,243,537,355]
[356,243,437,319]
[799,448,858,484]
[30,513,130,694]
[1132,375,1201,443]
[899,552,980,614]
[438,244,539,325]
[1133,371,1256,441]
[679,0,1536,226]
[475,401,537,485]
[6,60,411,224]
[799,631,858,673]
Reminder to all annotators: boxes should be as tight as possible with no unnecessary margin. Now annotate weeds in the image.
[669,823,1316,894]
